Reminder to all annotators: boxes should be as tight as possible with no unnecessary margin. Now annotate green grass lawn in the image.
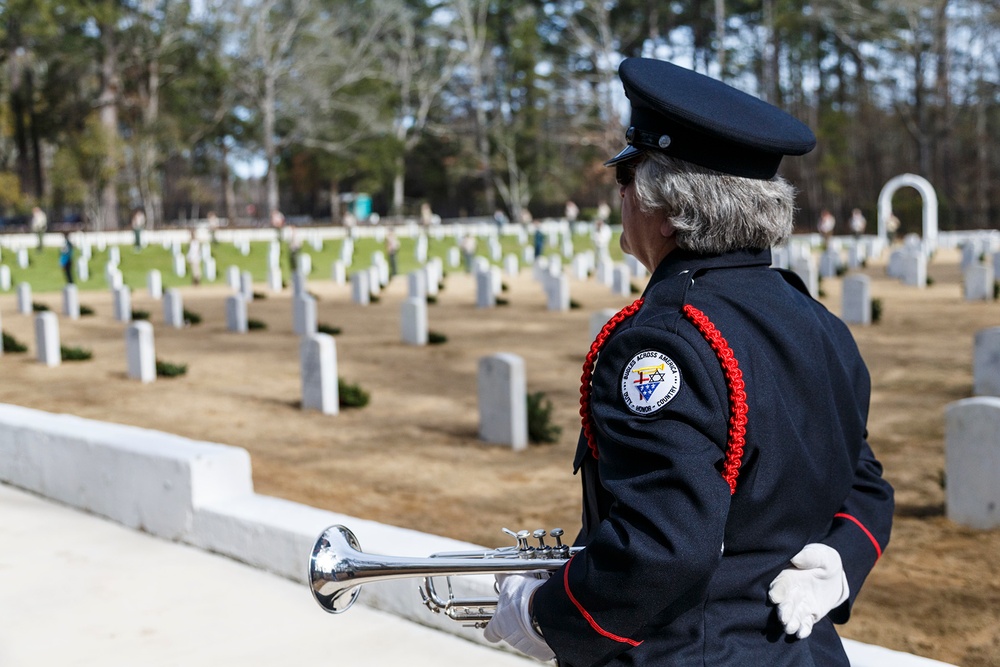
[1,229,622,295]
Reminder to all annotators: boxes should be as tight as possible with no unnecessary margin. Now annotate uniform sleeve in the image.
[823,437,894,624]
[532,324,732,667]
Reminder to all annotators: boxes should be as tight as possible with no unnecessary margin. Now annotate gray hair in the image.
[632,153,797,253]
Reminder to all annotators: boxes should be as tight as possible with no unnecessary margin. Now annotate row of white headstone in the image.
[947,325,1000,529]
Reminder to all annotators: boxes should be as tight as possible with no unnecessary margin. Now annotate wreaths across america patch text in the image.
[621,350,682,415]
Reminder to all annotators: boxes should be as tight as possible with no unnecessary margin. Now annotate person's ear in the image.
[660,218,676,239]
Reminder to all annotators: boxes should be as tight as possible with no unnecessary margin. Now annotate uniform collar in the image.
[644,247,773,293]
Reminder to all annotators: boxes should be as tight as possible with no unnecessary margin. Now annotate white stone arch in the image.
[878,174,938,249]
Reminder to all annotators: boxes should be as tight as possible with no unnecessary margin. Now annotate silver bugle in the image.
[308,524,577,621]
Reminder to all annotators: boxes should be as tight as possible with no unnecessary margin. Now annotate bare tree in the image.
[378,4,461,218]
[225,0,388,218]
[452,0,497,214]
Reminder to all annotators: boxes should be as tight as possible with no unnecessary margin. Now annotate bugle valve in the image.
[308,524,579,628]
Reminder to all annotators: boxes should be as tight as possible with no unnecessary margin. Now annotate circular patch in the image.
[621,351,682,415]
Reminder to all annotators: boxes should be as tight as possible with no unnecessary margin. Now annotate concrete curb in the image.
[0,402,956,666]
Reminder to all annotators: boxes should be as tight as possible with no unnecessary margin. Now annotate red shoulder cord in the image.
[578,300,748,495]
[579,299,644,460]
[681,304,747,495]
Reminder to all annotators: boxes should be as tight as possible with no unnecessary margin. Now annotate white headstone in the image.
[204,257,217,282]
[372,252,389,286]
[901,251,927,288]
[401,297,428,346]
[477,353,528,450]
[368,266,382,296]
[299,253,312,276]
[886,249,905,278]
[0,265,10,291]
[226,265,241,290]
[34,311,60,367]
[112,286,132,323]
[408,270,427,300]
[625,255,647,280]
[504,254,519,276]
[964,264,994,301]
[846,244,864,269]
[945,397,1000,529]
[448,247,461,268]
[147,270,163,299]
[490,266,502,296]
[819,249,840,278]
[771,246,790,270]
[76,257,89,282]
[611,265,632,297]
[291,271,306,298]
[173,252,186,277]
[351,272,370,306]
[293,294,318,336]
[17,283,32,315]
[791,255,819,298]
[108,246,121,266]
[125,320,156,383]
[841,275,872,325]
[240,271,255,301]
[546,274,570,312]
[331,261,346,285]
[523,246,535,265]
[164,289,184,329]
[476,270,495,308]
[17,248,29,268]
[340,238,354,265]
[533,256,550,283]
[62,284,80,320]
[973,327,1000,398]
[267,265,283,292]
[415,234,428,264]
[961,243,979,271]
[424,265,439,297]
[595,259,613,286]
[226,295,248,333]
[590,308,619,342]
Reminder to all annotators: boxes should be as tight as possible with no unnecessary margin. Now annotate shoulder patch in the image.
[621,350,682,415]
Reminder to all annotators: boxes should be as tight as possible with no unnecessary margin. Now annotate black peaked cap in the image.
[606,58,816,179]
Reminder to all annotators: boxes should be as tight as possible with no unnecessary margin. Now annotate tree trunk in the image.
[714,0,725,76]
[975,81,989,228]
[329,177,341,225]
[98,26,119,231]
[264,71,279,216]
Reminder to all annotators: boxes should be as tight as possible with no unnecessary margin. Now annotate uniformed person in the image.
[484,57,894,666]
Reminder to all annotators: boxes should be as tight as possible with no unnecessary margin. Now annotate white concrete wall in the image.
[0,403,494,644]
[0,402,957,666]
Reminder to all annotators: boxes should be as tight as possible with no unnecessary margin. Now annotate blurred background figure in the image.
[130,208,146,251]
[59,232,74,284]
[849,208,867,238]
[187,230,202,286]
[31,206,47,251]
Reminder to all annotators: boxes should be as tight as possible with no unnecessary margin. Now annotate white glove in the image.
[768,543,850,639]
[484,574,554,662]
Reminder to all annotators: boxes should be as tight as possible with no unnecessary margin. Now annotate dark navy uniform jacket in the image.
[533,248,894,667]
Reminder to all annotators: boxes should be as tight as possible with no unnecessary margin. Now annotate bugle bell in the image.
[308,524,579,627]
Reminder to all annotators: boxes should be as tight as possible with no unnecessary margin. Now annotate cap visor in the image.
[604,145,643,167]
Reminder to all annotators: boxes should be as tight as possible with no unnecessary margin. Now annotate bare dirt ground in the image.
[1,247,998,666]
